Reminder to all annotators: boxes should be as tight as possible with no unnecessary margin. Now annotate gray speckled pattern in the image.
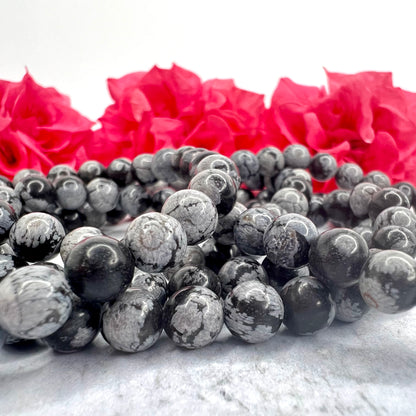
[0,186,22,216]
[87,178,119,213]
[224,280,284,343]
[161,189,218,245]
[102,289,163,352]
[0,265,72,339]
[60,226,103,263]
[333,284,370,323]
[214,202,246,245]
[55,176,87,210]
[123,212,187,273]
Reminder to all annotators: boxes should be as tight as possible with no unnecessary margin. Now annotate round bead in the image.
[323,189,355,227]
[0,201,17,244]
[393,181,416,208]
[281,177,312,200]
[234,207,274,256]
[371,225,416,256]
[0,175,13,188]
[362,170,391,188]
[224,280,284,343]
[119,183,150,218]
[359,250,416,314]
[78,201,107,228]
[218,256,269,298]
[332,284,369,323]
[47,165,76,182]
[87,178,119,214]
[271,188,309,216]
[280,276,336,335]
[130,270,168,305]
[60,226,103,263]
[214,202,246,245]
[236,189,254,206]
[352,224,372,248]
[65,235,135,303]
[163,286,223,349]
[78,160,106,183]
[151,149,180,184]
[307,194,327,228]
[102,289,163,352]
[257,146,285,178]
[149,184,175,212]
[0,265,72,339]
[9,212,65,262]
[132,153,156,185]
[168,265,221,297]
[106,158,134,187]
[164,245,206,280]
[13,169,44,186]
[0,186,22,216]
[161,189,218,245]
[195,154,241,188]
[123,212,187,273]
[43,297,101,353]
[272,213,318,244]
[309,153,337,181]
[263,222,309,269]
[309,228,369,288]
[335,163,364,189]
[283,144,311,168]
[0,254,28,282]
[262,203,287,219]
[231,150,262,190]
[368,187,410,221]
[372,206,416,235]
[189,169,237,216]
[349,182,381,218]
[55,175,88,210]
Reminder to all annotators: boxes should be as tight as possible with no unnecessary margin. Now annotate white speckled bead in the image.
[0,265,72,339]
[60,226,103,263]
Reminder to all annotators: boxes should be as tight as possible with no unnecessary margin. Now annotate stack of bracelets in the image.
[0,144,415,353]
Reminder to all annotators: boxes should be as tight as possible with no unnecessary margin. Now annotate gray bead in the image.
[0,265,72,339]
[271,188,309,216]
[130,270,168,305]
[55,176,88,210]
[164,245,206,280]
[161,189,218,245]
[132,153,157,184]
[60,226,103,263]
[102,289,163,352]
[231,150,262,190]
[123,212,187,273]
[78,202,107,228]
[333,284,369,323]
[349,182,381,218]
[12,169,45,187]
[0,186,22,217]
[87,178,119,213]
[120,184,150,217]
[283,144,311,168]
[214,202,246,245]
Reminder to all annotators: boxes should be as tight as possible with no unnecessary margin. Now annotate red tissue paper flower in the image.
[90,64,266,164]
[265,70,416,191]
[0,72,93,179]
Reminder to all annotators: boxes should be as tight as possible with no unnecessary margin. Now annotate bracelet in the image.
[0,144,415,353]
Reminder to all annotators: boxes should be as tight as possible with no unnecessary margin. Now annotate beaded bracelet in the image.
[0,144,415,353]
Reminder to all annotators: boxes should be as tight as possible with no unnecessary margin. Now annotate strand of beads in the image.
[0,144,415,353]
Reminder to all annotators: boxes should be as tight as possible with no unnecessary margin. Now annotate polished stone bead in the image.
[281,177,312,200]
[189,169,237,216]
[0,186,22,217]
[352,225,373,248]
[102,289,163,352]
[359,250,416,314]
[263,222,309,269]
[132,153,157,185]
[78,160,106,183]
[332,284,369,323]
[368,187,410,221]
[60,226,103,263]
[105,209,127,226]
[106,158,134,187]
[213,202,246,245]
[309,228,369,288]
[335,163,363,190]
[168,265,221,297]
[307,194,327,228]
[59,210,85,232]
[195,154,241,188]
[236,189,254,206]
[361,170,391,188]
[257,146,285,178]
[130,270,168,305]
[283,144,311,169]
[271,188,309,216]
[43,296,101,353]
[280,276,336,335]
[77,201,107,228]
[14,175,56,213]
[372,225,416,257]
[218,256,269,298]
[273,213,318,244]
[164,245,206,280]
[148,183,176,212]
[9,212,65,262]
[179,148,207,180]
[47,165,77,183]
[54,175,88,210]
[151,149,182,185]
[65,235,135,303]
[393,181,416,208]
[199,239,233,274]
[188,150,217,178]
[234,207,274,256]
[262,203,287,219]
[372,206,416,235]
[224,280,284,343]
[0,265,72,339]
[87,177,119,214]
[0,254,28,282]
[231,150,262,190]
[172,146,195,170]
[349,182,381,218]
[309,153,337,181]
[0,201,17,244]
[161,189,218,245]
[273,168,312,191]
[119,183,150,218]
[123,212,187,273]
[163,286,223,349]
[323,189,356,227]
[0,175,13,188]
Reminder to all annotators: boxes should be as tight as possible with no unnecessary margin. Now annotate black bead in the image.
[309,153,337,181]
[0,201,17,244]
[371,225,416,256]
[106,158,134,187]
[307,194,327,228]
[361,170,391,188]
[368,187,410,221]
[283,144,311,169]
[349,182,381,218]
[323,189,356,227]
[78,160,106,183]
[393,181,416,208]
[231,150,262,190]
[47,164,77,183]
[132,154,156,185]
[257,146,285,178]
[335,163,363,190]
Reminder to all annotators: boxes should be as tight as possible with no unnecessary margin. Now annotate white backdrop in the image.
[1,0,416,120]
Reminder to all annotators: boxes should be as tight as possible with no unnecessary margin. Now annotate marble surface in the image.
[1,222,415,415]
